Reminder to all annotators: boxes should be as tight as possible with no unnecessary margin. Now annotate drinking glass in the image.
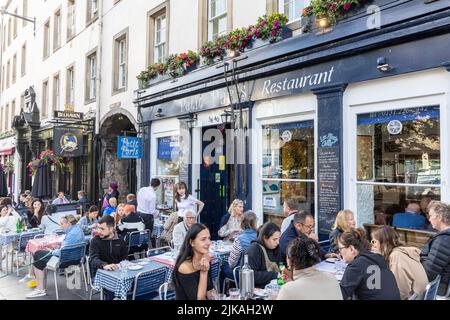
[228,288,240,300]
[119,261,129,276]
[214,293,227,300]
[265,283,280,300]
[210,241,217,251]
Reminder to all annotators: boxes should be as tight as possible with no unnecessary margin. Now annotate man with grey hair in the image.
[420,201,450,296]
[172,208,197,252]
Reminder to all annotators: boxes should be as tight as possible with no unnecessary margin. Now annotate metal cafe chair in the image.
[11,230,43,276]
[159,282,176,300]
[147,246,171,258]
[46,242,88,300]
[85,255,103,300]
[132,267,168,300]
[127,230,151,260]
[423,275,441,300]
[210,258,221,291]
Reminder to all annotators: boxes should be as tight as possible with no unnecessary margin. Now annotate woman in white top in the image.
[0,205,19,232]
[174,182,204,219]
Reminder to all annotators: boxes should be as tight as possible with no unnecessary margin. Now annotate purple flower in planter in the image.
[271,29,278,36]
[246,35,252,41]
[343,3,351,10]
[273,20,280,27]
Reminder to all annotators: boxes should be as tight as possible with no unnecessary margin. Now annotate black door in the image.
[199,125,231,240]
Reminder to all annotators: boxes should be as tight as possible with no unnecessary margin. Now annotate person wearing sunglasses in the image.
[337,228,400,300]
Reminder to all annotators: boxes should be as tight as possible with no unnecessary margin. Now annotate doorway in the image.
[199,124,233,240]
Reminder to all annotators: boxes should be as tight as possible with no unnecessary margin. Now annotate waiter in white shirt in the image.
[136,178,161,236]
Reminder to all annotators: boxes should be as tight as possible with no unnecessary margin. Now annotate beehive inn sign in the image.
[54,110,84,121]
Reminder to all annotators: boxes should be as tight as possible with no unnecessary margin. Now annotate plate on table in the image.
[253,288,269,298]
[325,258,339,263]
[128,264,143,271]
[137,260,150,266]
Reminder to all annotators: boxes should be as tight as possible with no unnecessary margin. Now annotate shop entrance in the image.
[198,124,233,240]
[99,113,137,203]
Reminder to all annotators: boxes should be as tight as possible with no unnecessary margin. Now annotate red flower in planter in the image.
[343,3,351,10]
[181,53,187,59]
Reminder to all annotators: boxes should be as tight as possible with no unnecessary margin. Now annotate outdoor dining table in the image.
[25,234,93,254]
[0,230,43,272]
[93,259,170,300]
[148,242,234,282]
[314,259,346,282]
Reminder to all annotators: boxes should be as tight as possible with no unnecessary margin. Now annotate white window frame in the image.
[42,80,49,118]
[153,13,166,63]
[43,20,50,58]
[54,10,61,50]
[89,54,97,100]
[207,0,227,41]
[67,68,75,106]
[67,0,76,39]
[258,114,317,229]
[345,94,449,226]
[53,74,60,111]
[118,39,126,89]
[278,0,310,23]
[91,0,98,17]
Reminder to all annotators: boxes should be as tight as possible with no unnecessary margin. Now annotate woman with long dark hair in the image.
[172,223,216,300]
[174,182,204,220]
[245,222,281,288]
[29,199,46,228]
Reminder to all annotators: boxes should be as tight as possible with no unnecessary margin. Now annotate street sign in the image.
[117,136,142,159]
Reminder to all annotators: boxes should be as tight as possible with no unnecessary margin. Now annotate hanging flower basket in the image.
[27,150,65,177]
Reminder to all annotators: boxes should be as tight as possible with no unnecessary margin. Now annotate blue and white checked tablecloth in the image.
[0,232,21,245]
[93,260,170,300]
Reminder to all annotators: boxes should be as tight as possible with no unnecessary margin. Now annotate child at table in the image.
[21,215,84,299]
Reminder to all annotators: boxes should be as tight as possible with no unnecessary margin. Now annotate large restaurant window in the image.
[262,121,315,221]
[156,136,180,208]
[356,106,441,226]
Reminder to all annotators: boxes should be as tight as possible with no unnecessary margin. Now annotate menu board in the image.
[318,147,341,234]
[179,122,190,186]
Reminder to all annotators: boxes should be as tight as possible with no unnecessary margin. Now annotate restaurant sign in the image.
[53,127,84,157]
[117,136,142,160]
[54,110,84,121]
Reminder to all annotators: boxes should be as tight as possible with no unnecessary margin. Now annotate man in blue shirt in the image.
[393,203,427,230]
[52,191,70,205]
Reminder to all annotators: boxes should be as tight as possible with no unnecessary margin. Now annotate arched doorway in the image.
[99,111,137,203]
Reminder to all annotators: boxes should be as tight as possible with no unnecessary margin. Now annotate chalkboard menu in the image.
[179,122,190,187]
[318,147,341,234]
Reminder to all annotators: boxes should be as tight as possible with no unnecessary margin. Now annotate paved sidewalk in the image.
[0,258,94,300]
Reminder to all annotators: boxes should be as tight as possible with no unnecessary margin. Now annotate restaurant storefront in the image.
[136,1,450,239]
[13,87,96,202]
